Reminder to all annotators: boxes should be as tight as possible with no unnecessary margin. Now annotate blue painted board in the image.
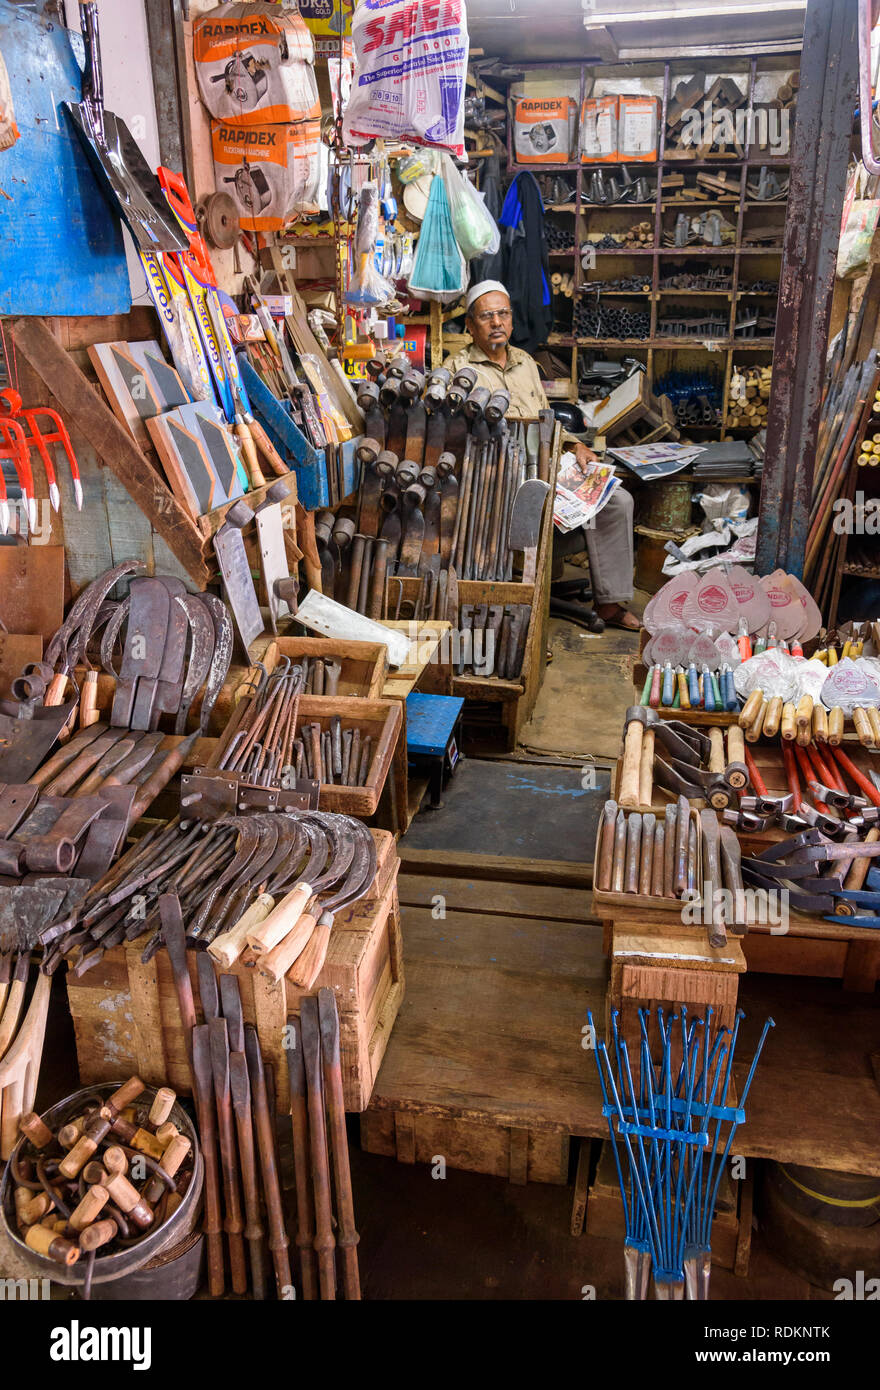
[0,2,129,316]
[406,692,464,756]
[240,357,329,509]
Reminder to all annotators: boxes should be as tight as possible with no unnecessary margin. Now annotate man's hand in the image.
[573,441,598,469]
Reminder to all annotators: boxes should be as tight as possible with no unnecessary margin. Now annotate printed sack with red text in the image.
[343,0,469,158]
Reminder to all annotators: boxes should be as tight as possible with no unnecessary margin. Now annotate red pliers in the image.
[0,388,83,514]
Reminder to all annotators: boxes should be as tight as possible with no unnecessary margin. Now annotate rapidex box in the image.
[194,2,319,125]
[513,97,577,164]
[211,120,321,230]
[580,95,618,163]
[618,95,659,161]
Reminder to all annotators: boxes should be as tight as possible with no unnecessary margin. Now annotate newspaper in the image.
[554,453,620,532]
[606,441,705,479]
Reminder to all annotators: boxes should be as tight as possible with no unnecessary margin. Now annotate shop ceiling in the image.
[466,0,805,63]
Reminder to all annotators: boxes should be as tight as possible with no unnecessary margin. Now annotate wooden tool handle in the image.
[43,673,69,708]
[780,702,797,742]
[235,419,267,489]
[287,912,332,989]
[853,707,873,747]
[79,670,100,728]
[812,703,828,743]
[868,707,880,748]
[762,695,783,738]
[726,724,745,764]
[739,688,764,728]
[209,893,275,968]
[247,882,312,954]
[248,418,288,477]
[796,693,813,732]
[827,706,845,746]
[619,721,644,810]
[745,699,767,743]
[707,727,724,774]
[259,911,318,983]
[638,729,654,808]
[844,827,880,891]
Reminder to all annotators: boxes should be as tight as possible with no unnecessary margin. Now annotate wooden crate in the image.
[607,919,746,1041]
[360,1108,570,1185]
[65,830,404,1113]
[256,635,389,699]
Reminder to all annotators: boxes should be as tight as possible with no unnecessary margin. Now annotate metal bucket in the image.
[0,1082,203,1295]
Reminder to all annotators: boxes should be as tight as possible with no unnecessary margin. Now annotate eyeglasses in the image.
[473,309,512,324]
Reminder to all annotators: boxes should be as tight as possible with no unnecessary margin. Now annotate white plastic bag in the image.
[343,0,469,158]
[440,155,500,261]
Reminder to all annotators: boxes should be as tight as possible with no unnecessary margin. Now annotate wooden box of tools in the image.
[606,921,746,1039]
[592,805,703,912]
[255,636,389,699]
[383,576,540,751]
[291,695,403,816]
[66,830,404,1114]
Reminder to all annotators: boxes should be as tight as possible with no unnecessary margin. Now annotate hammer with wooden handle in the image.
[620,706,648,810]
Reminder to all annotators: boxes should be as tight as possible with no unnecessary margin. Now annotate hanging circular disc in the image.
[196,192,240,250]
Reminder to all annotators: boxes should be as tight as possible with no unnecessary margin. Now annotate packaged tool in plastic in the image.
[342,0,469,158]
[580,95,618,163]
[194,2,320,125]
[212,120,321,230]
[440,154,499,261]
[513,97,577,164]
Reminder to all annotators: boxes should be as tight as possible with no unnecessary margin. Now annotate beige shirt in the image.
[443,343,550,420]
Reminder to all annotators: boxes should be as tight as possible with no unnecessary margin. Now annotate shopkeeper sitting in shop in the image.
[445,281,639,631]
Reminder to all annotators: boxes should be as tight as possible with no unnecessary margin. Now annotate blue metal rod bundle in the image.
[589,1007,775,1300]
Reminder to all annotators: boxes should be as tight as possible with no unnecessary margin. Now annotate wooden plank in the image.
[8,318,211,588]
[0,548,65,641]
[125,948,168,1085]
[399,878,583,923]
[734,1169,754,1278]
[397,845,593,889]
[402,905,605,980]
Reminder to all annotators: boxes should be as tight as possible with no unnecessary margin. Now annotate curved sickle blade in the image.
[175,595,216,735]
[197,593,234,732]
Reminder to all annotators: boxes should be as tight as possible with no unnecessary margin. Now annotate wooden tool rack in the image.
[505,52,796,431]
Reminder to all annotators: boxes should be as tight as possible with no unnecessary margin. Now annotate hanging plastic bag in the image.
[397,148,439,185]
[407,171,466,302]
[343,0,469,157]
[837,199,880,280]
[345,182,394,307]
[439,155,500,261]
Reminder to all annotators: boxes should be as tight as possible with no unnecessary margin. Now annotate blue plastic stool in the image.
[405,693,465,809]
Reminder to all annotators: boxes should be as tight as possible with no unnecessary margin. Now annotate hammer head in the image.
[740,792,794,818]
[625,705,652,728]
[808,781,868,811]
[723,808,773,832]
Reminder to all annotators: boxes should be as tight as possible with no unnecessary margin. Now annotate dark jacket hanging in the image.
[500,172,553,354]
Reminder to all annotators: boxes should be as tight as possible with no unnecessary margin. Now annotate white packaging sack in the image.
[343,0,469,158]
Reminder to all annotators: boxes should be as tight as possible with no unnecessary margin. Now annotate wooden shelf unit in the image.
[507,53,795,429]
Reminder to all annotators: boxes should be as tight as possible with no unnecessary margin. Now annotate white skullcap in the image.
[466,280,510,310]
